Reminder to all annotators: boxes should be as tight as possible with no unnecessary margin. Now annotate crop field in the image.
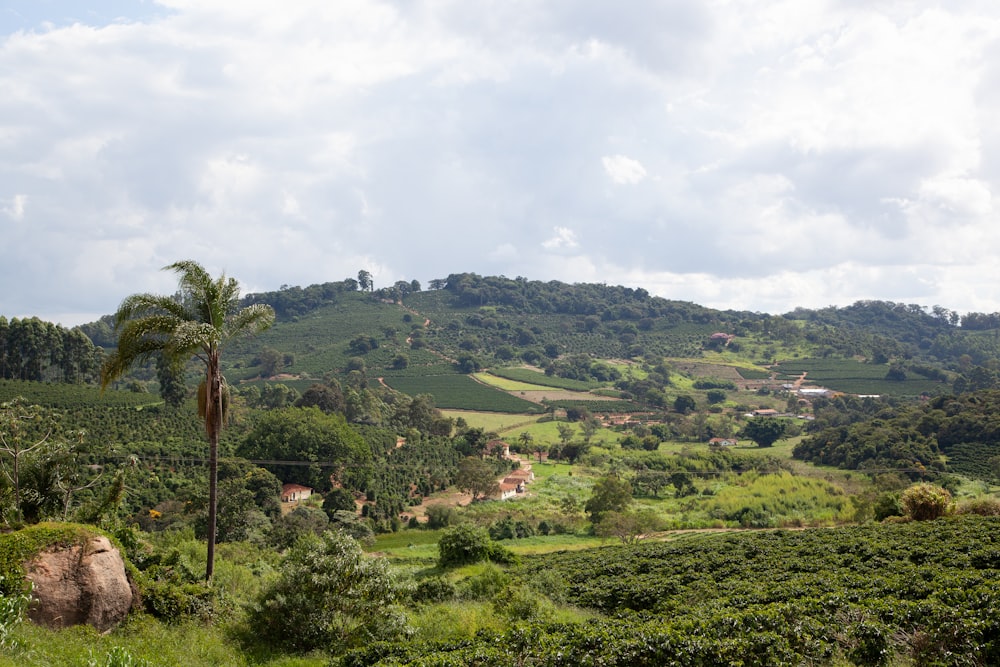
[439,410,541,433]
[471,372,554,392]
[0,379,161,408]
[489,367,598,390]
[774,358,947,396]
[383,375,544,413]
[545,399,646,413]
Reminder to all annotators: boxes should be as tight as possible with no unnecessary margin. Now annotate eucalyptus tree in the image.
[100,260,274,580]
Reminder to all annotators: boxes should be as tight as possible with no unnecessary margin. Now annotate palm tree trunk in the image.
[205,358,222,582]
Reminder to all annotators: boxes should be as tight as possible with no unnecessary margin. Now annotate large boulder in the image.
[25,534,134,632]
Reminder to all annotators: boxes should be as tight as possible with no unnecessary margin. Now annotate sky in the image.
[3,0,1000,327]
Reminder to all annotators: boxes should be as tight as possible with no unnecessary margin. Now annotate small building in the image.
[709,437,738,447]
[483,440,511,459]
[506,468,534,482]
[501,477,526,493]
[281,483,313,503]
[752,409,780,417]
[496,482,519,501]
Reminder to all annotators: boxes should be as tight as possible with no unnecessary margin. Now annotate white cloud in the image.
[602,154,647,184]
[542,227,579,250]
[3,1,1000,325]
[2,194,26,220]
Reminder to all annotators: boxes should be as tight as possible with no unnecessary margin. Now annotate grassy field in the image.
[440,410,542,433]
[472,372,555,392]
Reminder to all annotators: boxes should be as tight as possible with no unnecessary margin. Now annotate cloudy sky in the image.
[3,0,1000,326]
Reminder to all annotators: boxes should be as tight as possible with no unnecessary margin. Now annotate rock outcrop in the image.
[25,535,134,632]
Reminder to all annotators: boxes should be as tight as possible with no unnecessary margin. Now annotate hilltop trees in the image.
[101,260,274,581]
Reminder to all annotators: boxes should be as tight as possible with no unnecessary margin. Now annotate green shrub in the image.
[461,564,510,600]
[437,525,516,568]
[411,577,456,604]
[246,530,408,653]
[901,483,952,521]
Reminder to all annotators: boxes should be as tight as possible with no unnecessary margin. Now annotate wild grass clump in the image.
[954,496,1000,516]
[706,472,850,527]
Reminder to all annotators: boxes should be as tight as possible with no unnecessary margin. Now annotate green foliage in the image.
[425,504,458,529]
[0,576,30,653]
[489,367,597,390]
[247,531,408,653]
[437,524,516,568]
[238,407,370,491]
[87,646,151,667]
[774,358,945,397]
[901,483,952,521]
[584,475,632,523]
[454,457,500,501]
[741,417,787,448]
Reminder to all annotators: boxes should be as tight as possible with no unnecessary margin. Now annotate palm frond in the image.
[225,303,275,341]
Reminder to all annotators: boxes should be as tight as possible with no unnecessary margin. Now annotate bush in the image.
[901,483,952,521]
[411,577,456,604]
[425,504,458,529]
[461,563,510,600]
[247,531,409,653]
[956,497,1000,516]
[438,524,517,568]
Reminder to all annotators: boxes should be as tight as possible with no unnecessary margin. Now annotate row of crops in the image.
[345,517,1000,666]
[381,375,544,414]
[774,358,946,395]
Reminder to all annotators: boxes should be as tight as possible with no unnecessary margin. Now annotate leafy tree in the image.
[632,470,671,497]
[556,423,575,445]
[584,475,633,524]
[255,346,283,377]
[100,260,275,580]
[248,531,408,652]
[425,504,458,529]
[357,270,372,292]
[594,509,658,544]
[437,524,514,567]
[238,407,371,491]
[323,487,357,515]
[517,431,534,450]
[155,352,187,408]
[268,505,330,549]
[0,398,90,526]
[706,389,727,404]
[741,417,787,448]
[455,457,499,501]
[673,394,696,414]
[295,382,346,414]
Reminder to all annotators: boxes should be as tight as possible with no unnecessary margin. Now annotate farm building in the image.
[495,482,519,501]
[281,483,313,503]
[483,439,511,459]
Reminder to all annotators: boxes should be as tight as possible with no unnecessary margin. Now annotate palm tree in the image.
[101,260,274,581]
